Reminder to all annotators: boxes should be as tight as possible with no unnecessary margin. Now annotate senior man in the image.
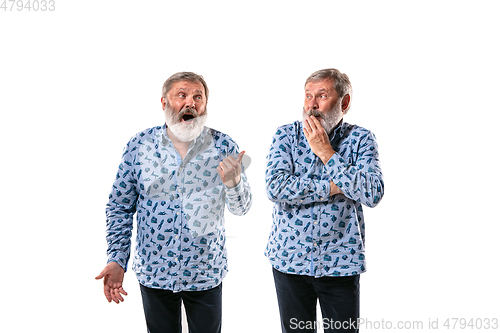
[96,72,252,333]
[265,68,384,332]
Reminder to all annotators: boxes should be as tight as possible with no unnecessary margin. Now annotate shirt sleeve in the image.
[265,126,330,205]
[105,140,139,271]
[225,170,252,215]
[221,135,252,215]
[325,130,384,208]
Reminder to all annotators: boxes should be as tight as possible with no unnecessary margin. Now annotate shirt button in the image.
[313,243,318,247]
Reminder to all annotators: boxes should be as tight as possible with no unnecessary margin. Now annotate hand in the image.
[330,181,343,196]
[217,151,245,188]
[303,116,335,164]
[95,262,128,304]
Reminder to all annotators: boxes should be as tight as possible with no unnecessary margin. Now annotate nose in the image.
[185,97,196,109]
[306,97,318,110]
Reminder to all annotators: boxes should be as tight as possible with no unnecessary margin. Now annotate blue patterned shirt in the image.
[106,125,252,292]
[265,120,384,277]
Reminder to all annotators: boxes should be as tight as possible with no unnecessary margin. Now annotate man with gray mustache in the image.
[96,72,252,333]
[265,68,384,332]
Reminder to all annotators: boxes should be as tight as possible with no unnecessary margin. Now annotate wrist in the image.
[321,149,335,165]
[225,176,241,188]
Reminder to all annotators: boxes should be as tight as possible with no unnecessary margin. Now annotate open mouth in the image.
[182,113,195,122]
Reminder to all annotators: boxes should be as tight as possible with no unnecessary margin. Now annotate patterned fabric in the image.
[265,120,384,277]
[106,125,252,292]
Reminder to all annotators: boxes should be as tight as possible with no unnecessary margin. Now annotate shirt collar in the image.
[328,119,345,142]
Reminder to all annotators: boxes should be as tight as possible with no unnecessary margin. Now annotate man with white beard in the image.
[265,69,384,332]
[96,72,252,333]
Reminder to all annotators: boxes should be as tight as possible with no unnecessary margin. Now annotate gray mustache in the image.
[306,110,324,120]
[178,107,199,119]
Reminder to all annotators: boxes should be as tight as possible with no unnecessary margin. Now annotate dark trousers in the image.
[139,283,222,333]
[273,269,360,333]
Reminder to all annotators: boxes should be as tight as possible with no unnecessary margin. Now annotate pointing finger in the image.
[236,151,245,164]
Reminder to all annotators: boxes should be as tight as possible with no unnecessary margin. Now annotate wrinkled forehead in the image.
[305,79,336,94]
[169,80,206,96]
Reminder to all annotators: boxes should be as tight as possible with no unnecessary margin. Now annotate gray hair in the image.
[161,72,209,101]
[305,68,352,100]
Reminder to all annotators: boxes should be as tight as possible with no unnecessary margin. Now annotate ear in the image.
[161,97,167,111]
[341,94,351,113]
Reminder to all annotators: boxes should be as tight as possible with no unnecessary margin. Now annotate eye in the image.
[305,94,312,99]
[195,95,202,101]
[320,94,328,99]
[178,93,186,98]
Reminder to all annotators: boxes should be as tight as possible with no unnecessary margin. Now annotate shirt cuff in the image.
[107,257,128,272]
[225,180,244,196]
[316,179,331,202]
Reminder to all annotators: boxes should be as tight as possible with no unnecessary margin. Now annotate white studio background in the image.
[1,1,499,332]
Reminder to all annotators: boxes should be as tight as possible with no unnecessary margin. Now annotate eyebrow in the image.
[176,87,204,95]
[305,88,329,93]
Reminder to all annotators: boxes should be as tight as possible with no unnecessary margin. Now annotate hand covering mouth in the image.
[307,110,324,120]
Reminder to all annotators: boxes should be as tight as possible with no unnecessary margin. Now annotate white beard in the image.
[303,98,343,135]
[164,106,207,142]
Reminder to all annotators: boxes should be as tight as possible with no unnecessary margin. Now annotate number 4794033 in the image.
[1,0,55,11]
